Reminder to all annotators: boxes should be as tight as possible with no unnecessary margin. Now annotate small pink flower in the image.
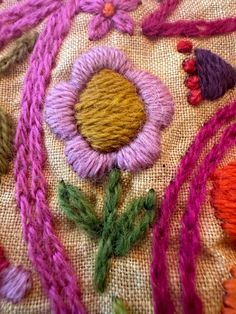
[80,0,141,40]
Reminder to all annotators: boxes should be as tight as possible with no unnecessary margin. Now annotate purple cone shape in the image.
[195,48,236,100]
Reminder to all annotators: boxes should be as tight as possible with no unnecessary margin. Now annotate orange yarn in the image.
[102,3,115,17]
[211,161,236,240]
[223,266,236,314]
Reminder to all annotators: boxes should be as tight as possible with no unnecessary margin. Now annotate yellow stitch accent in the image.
[75,69,146,153]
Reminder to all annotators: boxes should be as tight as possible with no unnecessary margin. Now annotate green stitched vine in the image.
[0,108,13,176]
[58,169,156,292]
[112,296,129,314]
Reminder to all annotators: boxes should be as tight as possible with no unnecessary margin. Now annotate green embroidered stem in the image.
[59,169,156,292]
[112,296,129,314]
[0,32,38,73]
[94,169,122,292]
[0,108,13,176]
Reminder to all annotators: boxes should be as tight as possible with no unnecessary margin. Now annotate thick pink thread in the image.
[142,0,236,38]
[151,100,236,314]
[13,0,86,313]
[180,123,236,314]
[0,0,62,49]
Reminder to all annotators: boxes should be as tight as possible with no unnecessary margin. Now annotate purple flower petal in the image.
[117,123,161,172]
[112,11,134,35]
[88,15,112,40]
[80,0,104,14]
[113,0,141,11]
[65,135,116,179]
[45,82,79,141]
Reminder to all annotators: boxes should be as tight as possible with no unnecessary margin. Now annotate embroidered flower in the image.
[80,0,141,40]
[45,47,174,179]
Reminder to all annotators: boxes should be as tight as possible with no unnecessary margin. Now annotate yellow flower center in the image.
[102,2,115,18]
[75,69,146,153]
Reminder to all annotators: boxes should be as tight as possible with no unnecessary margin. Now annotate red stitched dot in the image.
[187,89,203,106]
[182,58,197,74]
[177,40,193,53]
[185,75,200,90]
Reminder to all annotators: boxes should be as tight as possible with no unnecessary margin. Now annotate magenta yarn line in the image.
[14,0,86,313]
[144,18,236,37]
[0,0,59,27]
[141,0,236,38]
[179,127,236,313]
[179,123,236,314]
[0,0,61,49]
[151,99,236,314]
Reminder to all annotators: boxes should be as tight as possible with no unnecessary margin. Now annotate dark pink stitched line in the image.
[180,123,236,314]
[151,100,236,314]
[0,0,59,27]
[142,0,236,38]
[0,0,61,49]
[14,0,86,312]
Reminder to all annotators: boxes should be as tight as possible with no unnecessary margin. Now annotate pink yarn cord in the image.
[14,0,86,313]
[142,0,236,38]
[0,0,61,49]
[151,100,236,313]
[180,123,236,313]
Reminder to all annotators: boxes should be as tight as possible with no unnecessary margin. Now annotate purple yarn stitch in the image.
[0,0,61,49]
[151,99,236,314]
[13,0,86,312]
[195,49,236,100]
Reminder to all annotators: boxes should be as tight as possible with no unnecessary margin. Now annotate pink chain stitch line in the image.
[151,99,236,314]
[0,0,88,312]
[0,0,62,49]
[142,0,236,38]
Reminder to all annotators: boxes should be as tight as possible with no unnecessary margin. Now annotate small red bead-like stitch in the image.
[177,40,193,54]
[187,89,203,106]
[185,75,200,90]
[182,58,197,74]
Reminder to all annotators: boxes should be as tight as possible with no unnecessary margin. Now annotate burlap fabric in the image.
[0,0,236,313]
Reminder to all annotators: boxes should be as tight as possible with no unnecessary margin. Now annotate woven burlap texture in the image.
[0,0,236,313]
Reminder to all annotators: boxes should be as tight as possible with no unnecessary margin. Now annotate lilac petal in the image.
[45,82,78,141]
[65,135,116,179]
[80,0,104,14]
[113,0,141,12]
[112,11,134,35]
[88,15,112,40]
[117,123,161,172]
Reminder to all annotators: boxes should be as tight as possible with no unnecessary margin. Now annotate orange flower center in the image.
[102,2,115,18]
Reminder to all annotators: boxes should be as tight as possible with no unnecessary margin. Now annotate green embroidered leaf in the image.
[112,296,129,314]
[0,109,13,176]
[114,189,156,256]
[58,181,102,238]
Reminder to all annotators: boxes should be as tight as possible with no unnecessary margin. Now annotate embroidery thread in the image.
[211,161,236,240]
[12,0,87,312]
[0,113,32,303]
[46,47,174,179]
[178,43,236,105]
[0,108,13,176]
[0,247,32,303]
[0,32,38,73]
[80,0,141,40]
[142,0,236,38]
[223,266,236,314]
[151,99,236,314]
[58,169,156,292]
[112,296,129,314]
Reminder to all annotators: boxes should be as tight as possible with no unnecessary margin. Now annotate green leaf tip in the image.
[144,188,156,211]
[112,296,129,314]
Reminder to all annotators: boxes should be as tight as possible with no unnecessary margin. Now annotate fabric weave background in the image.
[0,0,236,313]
